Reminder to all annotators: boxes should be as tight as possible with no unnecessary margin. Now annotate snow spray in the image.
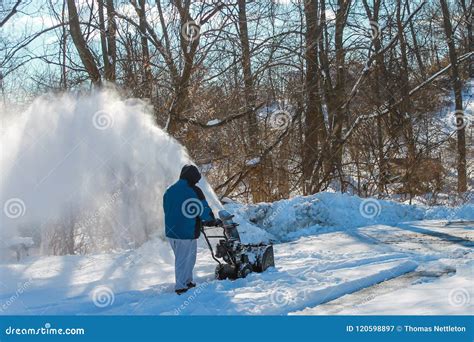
[0,90,222,255]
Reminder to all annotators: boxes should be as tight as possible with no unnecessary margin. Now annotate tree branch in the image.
[0,0,22,28]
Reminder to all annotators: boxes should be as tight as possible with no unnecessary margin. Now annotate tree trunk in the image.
[237,0,268,202]
[332,0,350,191]
[98,1,110,78]
[138,0,152,96]
[60,0,68,89]
[105,0,116,81]
[440,0,467,192]
[406,1,426,78]
[66,0,101,84]
[397,0,417,198]
[460,0,473,77]
[303,0,327,195]
[277,134,290,199]
[362,0,387,193]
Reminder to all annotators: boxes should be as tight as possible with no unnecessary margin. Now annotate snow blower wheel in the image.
[202,210,275,280]
[256,245,275,272]
[238,264,253,278]
[215,264,237,280]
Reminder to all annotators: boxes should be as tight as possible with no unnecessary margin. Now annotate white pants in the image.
[168,238,197,290]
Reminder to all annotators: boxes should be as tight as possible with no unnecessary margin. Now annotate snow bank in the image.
[424,203,474,221]
[228,192,473,241]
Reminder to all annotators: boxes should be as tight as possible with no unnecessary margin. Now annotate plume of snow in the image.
[0,90,222,254]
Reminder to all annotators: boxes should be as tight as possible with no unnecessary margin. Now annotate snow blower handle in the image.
[202,218,223,227]
[218,210,241,241]
[200,224,222,265]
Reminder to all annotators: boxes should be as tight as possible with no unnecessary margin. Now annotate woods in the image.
[2,1,474,323]
[1,0,472,203]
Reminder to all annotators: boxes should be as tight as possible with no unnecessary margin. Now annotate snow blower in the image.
[201,210,275,280]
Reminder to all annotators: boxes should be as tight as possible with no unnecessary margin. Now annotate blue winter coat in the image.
[163,179,214,239]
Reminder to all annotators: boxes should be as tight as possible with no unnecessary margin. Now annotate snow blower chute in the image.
[202,210,274,280]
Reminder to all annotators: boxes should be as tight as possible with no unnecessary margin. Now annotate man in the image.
[163,164,220,295]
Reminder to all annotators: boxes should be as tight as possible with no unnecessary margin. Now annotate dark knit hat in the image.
[179,164,201,185]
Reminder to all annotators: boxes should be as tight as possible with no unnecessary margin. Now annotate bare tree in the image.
[98,0,116,81]
[66,0,101,84]
[302,0,326,195]
[0,0,22,27]
[440,0,468,192]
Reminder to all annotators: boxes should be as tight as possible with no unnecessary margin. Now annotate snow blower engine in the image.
[202,210,274,280]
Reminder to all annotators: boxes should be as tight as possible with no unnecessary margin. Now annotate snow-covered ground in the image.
[298,259,474,315]
[0,192,472,315]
